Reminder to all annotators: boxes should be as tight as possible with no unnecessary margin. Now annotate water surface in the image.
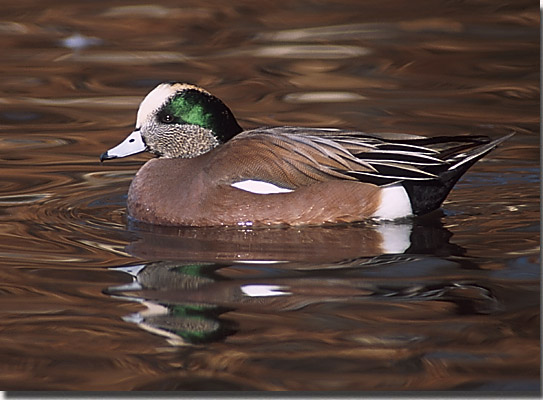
[0,0,539,392]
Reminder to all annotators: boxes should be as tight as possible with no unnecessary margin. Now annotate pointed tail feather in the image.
[403,133,514,215]
[447,132,515,171]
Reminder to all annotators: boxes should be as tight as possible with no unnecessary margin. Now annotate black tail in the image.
[401,133,514,215]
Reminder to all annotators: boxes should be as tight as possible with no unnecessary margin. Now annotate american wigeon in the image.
[100,82,513,227]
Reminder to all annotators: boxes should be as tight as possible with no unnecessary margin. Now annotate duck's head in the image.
[100,82,243,161]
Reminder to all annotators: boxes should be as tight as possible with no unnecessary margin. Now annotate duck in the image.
[100,82,513,227]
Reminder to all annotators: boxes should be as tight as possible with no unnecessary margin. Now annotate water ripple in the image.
[249,44,369,59]
[284,91,365,103]
[0,167,135,266]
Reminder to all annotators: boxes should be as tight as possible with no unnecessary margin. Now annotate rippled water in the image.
[0,0,539,392]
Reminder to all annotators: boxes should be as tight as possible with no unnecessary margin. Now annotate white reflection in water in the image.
[284,91,366,103]
[251,44,369,59]
[60,33,102,50]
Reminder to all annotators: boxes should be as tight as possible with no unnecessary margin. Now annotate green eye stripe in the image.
[157,87,243,143]
[167,91,215,129]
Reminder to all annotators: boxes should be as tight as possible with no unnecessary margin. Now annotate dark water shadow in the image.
[104,214,507,347]
[123,211,467,263]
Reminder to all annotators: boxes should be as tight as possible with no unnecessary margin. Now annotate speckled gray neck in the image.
[144,123,221,158]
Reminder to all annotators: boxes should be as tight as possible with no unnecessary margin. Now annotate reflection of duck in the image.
[109,253,501,347]
[125,212,467,264]
[100,82,512,227]
[109,263,236,346]
[126,221,415,263]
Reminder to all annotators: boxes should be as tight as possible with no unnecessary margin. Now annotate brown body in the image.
[128,135,382,226]
[101,83,513,227]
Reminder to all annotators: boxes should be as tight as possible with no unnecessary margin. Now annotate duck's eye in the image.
[160,113,175,124]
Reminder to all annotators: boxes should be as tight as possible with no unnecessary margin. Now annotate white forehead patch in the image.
[135,83,211,128]
[135,84,177,128]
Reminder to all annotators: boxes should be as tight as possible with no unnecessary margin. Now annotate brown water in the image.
[0,0,539,392]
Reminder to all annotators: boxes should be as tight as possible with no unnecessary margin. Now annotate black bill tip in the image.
[99,151,116,163]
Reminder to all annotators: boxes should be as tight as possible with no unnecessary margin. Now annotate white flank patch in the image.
[136,83,177,128]
[372,184,413,220]
[241,284,290,297]
[376,223,413,254]
[231,180,294,194]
